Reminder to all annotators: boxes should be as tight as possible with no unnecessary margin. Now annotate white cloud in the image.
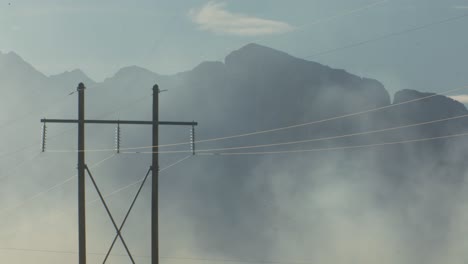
[189,1,294,36]
[449,95,468,103]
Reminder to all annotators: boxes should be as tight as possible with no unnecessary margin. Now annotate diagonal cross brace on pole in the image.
[85,165,136,264]
[102,166,152,264]
[41,83,198,264]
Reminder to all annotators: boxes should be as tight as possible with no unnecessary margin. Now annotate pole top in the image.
[153,84,159,91]
[77,83,86,91]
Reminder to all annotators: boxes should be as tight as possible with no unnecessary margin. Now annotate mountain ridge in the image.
[3,43,468,263]
[49,69,96,86]
[0,43,465,112]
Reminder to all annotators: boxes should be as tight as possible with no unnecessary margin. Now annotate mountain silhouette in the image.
[2,43,468,260]
[0,51,46,81]
[49,69,95,87]
[2,43,466,160]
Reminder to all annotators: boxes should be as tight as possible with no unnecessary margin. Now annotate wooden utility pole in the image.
[78,83,86,264]
[152,84,159,264]
[42,83,197,264]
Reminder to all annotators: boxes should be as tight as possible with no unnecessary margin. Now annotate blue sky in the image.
[1,0,468,96]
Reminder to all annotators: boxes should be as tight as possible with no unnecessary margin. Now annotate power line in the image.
[204,131,468,156]
[0,89,98,160]
[0,151,42,181]
[42,85,468,153]
[3,140,468,262]
[184,86,465,147]
[0,154,116,216]
[119,113,468,154]
[0,247,147,258]
[0,247,316,264]
[1,154,191,230]
[0,96,66,131]
[3,13,466,159]
[300,0,388,28]
[7,13,467,157]
[48,155,193,221]
[0,103,78,160]
[0,127,75,160]
[0,89,148,171]
[3,9,467,264]
[88,155,192,205]
[0,88,76,132]
[159,256,314,264]
[17,155,193,260]
[306,13,468,58]
[0,83,102,136]
[114,129,468,156]
[0,81,114,161]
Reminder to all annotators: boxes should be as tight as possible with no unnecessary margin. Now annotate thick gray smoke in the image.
[1,44,468,264]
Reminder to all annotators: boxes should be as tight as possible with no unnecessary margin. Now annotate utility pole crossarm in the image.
[41,119,198,126]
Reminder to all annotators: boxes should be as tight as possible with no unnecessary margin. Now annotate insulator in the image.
[115,124,121,154]
[190,135,193,151]
[190,125,195,155]
[41,123,47,152]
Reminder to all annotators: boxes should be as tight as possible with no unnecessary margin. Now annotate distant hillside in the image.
[49,69,95,87]
[2,44,468,259]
